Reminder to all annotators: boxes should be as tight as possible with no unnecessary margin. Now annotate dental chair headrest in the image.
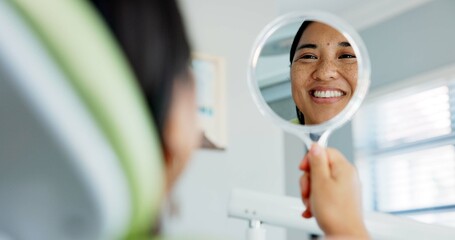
[0,0,164,239]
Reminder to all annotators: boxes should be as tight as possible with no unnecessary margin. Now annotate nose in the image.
[312,59,339,81]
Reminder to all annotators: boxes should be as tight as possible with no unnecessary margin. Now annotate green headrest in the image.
[11,0,165,237]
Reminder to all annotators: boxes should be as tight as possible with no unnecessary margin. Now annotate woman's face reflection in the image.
[291,22,357,125]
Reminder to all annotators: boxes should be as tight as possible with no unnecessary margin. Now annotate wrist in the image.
[324,222,369,239]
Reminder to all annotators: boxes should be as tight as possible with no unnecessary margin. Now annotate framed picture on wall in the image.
[192,53,226,150]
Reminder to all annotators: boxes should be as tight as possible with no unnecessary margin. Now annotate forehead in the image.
[299,22,348,44]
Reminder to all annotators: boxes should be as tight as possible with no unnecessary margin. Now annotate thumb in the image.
[308,143,330,179]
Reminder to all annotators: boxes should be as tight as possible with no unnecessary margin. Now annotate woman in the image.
[290,21,358,125]
[91,0,368,238]
[90,0,200,195]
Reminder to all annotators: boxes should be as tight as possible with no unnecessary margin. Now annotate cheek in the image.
[166,89,200,163]
[178,95,200,154]
[291,65,312,89]
[351,66,358,91]
[341,64,358,92]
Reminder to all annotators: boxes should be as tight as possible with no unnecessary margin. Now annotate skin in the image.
[162,71,201,192]
[300,144,369,239]
[291,22,358,125]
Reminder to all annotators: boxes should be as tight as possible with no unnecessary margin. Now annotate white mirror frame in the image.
[248,11,371,148]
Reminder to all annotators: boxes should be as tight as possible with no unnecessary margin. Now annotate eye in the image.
[339,54,356,59]
[301,54,317,59]
[302,54,318,59]
[294,54,318,63]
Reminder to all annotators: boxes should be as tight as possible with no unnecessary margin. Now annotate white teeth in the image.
[313,90,344,98]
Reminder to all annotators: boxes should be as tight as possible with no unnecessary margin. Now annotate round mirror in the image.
[249,11,370,147]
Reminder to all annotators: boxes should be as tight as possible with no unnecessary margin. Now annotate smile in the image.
[310,90,346,98]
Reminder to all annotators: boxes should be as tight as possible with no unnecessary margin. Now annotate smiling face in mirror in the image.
[290,22,357,125]
[254,15,368,133]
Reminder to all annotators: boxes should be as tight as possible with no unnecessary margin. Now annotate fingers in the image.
[299,155,310,171]
[300,156,313,219]
[301,194,313,218]
[308,143,330,179]
[300,172,310,198]
[302,208,313,218]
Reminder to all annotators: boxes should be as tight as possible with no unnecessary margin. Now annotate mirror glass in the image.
[258,21,357,125]
[249,12,370,142]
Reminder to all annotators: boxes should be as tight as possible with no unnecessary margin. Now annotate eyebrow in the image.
[296,43,317,50]
[296,41,352,50]
[339,41,351,47]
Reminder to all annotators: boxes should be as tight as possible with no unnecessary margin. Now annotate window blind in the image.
[353,74,455,227]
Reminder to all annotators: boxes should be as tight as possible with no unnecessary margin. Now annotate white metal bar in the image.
[229,189,455,240]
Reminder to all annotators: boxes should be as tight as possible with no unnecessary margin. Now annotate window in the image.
[353,67,455,227]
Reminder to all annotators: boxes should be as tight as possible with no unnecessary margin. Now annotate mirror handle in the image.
[317,129,332,148]
[299,128,332,150]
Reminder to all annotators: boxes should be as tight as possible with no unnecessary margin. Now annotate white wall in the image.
[163,0,286,239]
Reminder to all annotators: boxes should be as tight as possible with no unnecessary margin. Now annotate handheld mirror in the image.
[249,12,370,149]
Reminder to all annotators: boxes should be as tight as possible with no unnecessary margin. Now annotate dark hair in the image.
[289,21,313,124]
[90,0,191,143]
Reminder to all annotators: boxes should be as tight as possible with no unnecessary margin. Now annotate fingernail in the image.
[310,144,321,156]
[299,158,305,169]
[302,210,311,218]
